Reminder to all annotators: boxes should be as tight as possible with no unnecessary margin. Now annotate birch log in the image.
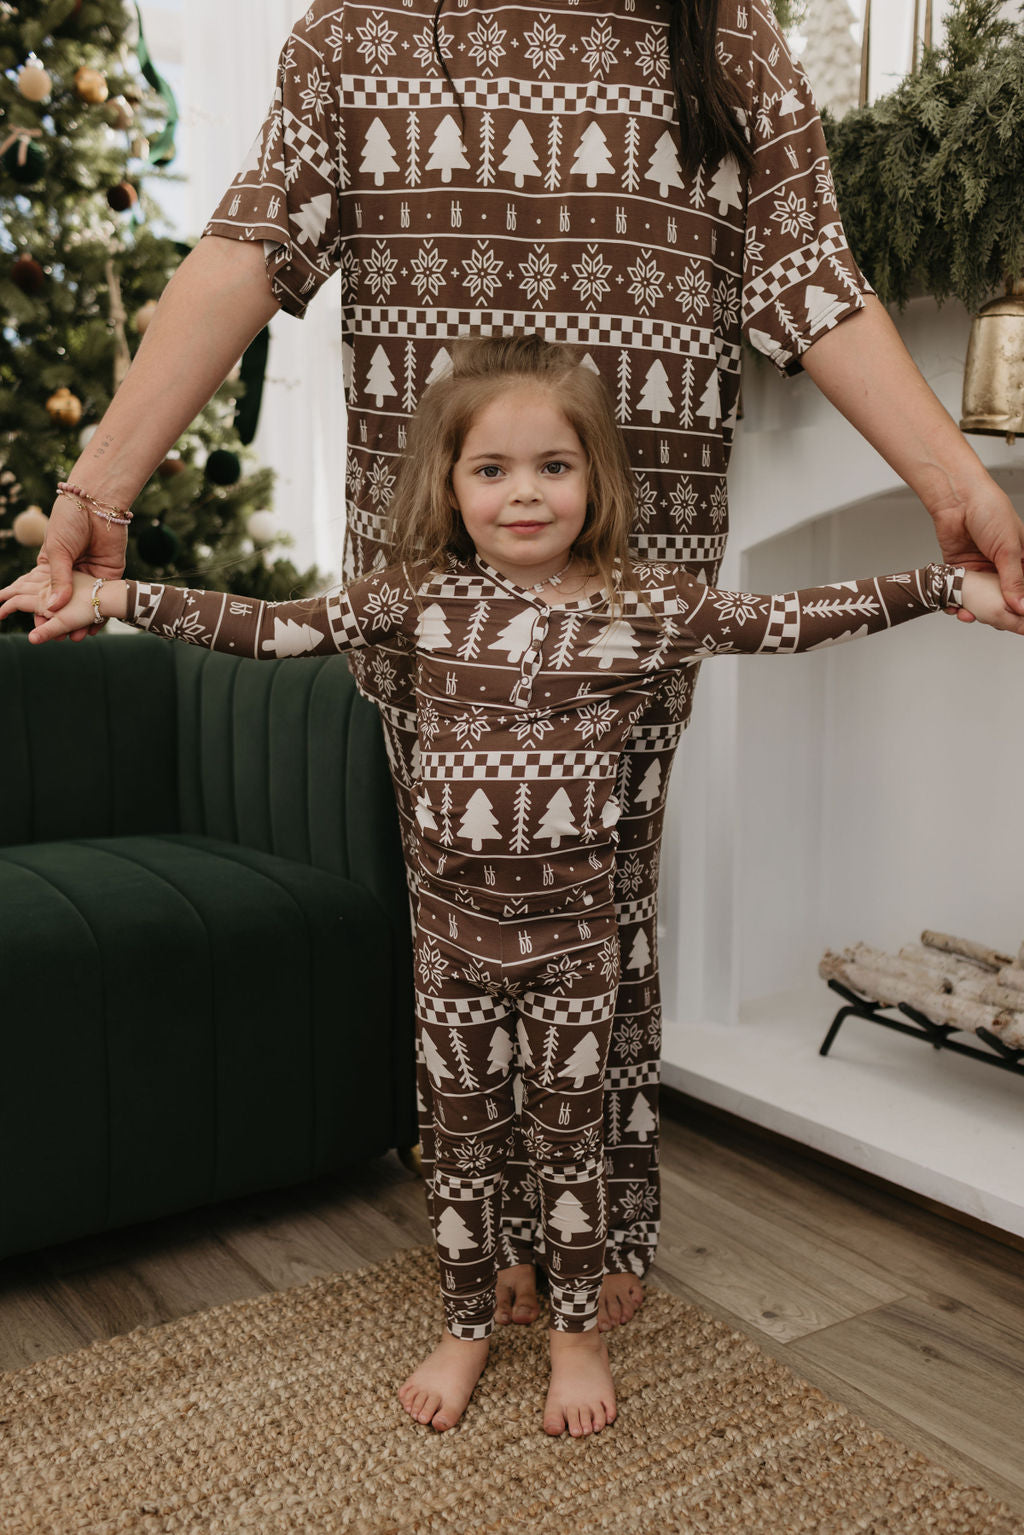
[820,951,1016,1036]
[996,965,1024,995]
[920,931,1013,970]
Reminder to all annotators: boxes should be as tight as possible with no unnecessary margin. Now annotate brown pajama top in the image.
[122,558,962,1334]
[203,0,876,1280]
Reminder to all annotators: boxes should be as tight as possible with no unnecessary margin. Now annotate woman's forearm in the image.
[69,235,279,507]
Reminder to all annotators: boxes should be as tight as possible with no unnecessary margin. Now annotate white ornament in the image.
[79,424,97,450]
[12,507,48,547]
[17,59,52,103]
[247,510,279,544]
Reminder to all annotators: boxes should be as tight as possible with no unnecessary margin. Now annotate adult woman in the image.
[33,0,1024,1330]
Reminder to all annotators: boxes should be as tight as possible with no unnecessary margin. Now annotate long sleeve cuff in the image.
[925,563,966,611]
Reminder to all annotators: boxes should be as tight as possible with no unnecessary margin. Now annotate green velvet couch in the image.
[0,631,416,1261]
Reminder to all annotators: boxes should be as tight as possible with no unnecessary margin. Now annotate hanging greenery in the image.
[771,0,808,31]
[822,0,1024,311]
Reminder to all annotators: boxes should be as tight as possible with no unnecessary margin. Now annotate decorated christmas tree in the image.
[0,0,315,621]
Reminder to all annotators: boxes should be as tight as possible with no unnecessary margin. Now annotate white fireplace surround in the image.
[658,297,1024,1239]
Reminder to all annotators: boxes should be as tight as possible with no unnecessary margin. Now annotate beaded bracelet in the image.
[89,577,109,627]
[57,482,133,527]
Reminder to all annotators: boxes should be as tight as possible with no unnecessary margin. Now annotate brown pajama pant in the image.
[380,689,684,1289]
[415,884,620,1337]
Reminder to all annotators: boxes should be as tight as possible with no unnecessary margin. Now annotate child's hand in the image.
[959,571,1024,634]
[0,567,102,641]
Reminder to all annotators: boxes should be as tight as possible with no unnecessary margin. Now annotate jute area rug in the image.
[0,1246,1016,1535]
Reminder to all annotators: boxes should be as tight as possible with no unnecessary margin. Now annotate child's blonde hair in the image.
[385,335,636,600]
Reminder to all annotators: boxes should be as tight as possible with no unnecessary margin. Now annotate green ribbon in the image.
[134,2,179,166]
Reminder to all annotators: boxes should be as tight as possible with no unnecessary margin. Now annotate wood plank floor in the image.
[1,1097,1022,1517]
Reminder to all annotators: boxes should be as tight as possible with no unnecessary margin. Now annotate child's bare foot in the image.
[597,1272,644,1332]
[398,1332,490,1432]
[495,1262,540,1325]
[543,1329,617,1437]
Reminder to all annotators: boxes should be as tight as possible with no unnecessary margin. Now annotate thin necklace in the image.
[526,556,573,594]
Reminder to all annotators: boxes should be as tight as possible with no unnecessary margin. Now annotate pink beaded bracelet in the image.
[56,482,133,527]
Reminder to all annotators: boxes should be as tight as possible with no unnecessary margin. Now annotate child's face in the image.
[450,387,589,584]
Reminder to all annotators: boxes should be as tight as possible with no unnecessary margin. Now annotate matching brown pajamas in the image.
[121,558,964,1331]
[205,0,875,1278]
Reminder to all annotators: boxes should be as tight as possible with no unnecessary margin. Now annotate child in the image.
[0,335,1007,1441]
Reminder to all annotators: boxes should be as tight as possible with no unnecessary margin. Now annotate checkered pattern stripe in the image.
[622,720,685,754]
[615,892,658,926]
[433,1170,502,1202]
[631,533,727,563]
[349,307,713,357]
[339,76,675,119]
[420,748,612,782]
[416,991,511,1029]
[518,990,617,1031]
[744,224,853,321]
[759,592,802,653]
[609,1221,658,1246]
[345,502,393,545]
[281,105,335,183]
[448,1319,493,1341]
[548,1283,600,1322]
[128,582,162,628]
[605,1061,660,1091]
[322,593,366,652]
[501,1216,538,1248]
[535,1156,604,1187]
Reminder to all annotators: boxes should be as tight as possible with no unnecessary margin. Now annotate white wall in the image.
[658,296,1024,1067]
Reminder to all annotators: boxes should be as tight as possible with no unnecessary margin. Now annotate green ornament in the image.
[136,522,181,567]
[2,138,45,186]
[205,449,242,486]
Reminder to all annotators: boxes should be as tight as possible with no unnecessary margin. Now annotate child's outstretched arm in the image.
[665,564,1024,657]
[1,567,415,656]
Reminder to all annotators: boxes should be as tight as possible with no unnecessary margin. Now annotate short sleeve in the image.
[203,7,342,319]
[740,1,872,376]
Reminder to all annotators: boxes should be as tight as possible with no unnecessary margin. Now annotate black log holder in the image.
[820,978,1024,1078]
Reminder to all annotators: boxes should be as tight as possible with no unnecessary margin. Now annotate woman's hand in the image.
[32,497,129,643]
[0,567,108,641]
[931,482,1024,627]
[958,569,1024,634]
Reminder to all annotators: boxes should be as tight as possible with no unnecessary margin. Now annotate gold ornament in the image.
[17,59,52,103]
[960,278,1024,446]
[105,96,135,130]
[13,507,48,547]
[134,298,159,334]
[74,66,109,105]
[46,386,83,427]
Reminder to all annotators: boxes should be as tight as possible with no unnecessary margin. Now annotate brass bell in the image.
[960,278,1024,445]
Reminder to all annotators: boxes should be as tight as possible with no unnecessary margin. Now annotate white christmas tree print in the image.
[637,359,673,424]
[261,618,322,657]
[634,759,662,811]
[365,346,397,408]
[516,1018,535,1071]
[511,782,532,854]
[488,607,536,664]
[415,603,452,651]
[804,285,847,334]
[415,796,438,832]
[564,1031,601,1088]
[627,927,651,975]
[625,1093,656,1142]
[536,788,579,848]
[549,1190,592,1241]
[487,1027,513,1075]
[422,1032,455,1086]
[679,357,696,429]
[437,1205,478,1257]
[426,114,470,183]
[457,789,501,851]
[580,619,640,670]
[644,131,684,198]
[360,117,400,186]
[624,118,641,192]
[697,366,722,430]
[426,348,453,387]
[708,154,743,215]
[776,86,803,120]
[294,193,332,247]
[500,120,541,188]
[570,123,614,188]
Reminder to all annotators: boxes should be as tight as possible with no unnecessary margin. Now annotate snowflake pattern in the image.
[299,66,333,120]
[419,695,441,746]
[362,581,408,631]
[523,1123,555,1162]
[454,1137,492,1175]
[582,22,619,79]
[538,953,587,994]
[615,1017,645,1062]
[369,651,398,701]
[451,705,490,746]
[771,189,816,241]
[411,23,452,73]
[356,11,398,72]
[627,251,665,316]
[570,245,611,311]
[510,714,555,747]
[616,854,645,900]
[519,246,560,308]
[367,459,395,507]
[345,450,364,502]
[711,590,768,626]
[669,479,700,528]
[324,22,346,63]
[598,937,619,987]
[744,225,766,271]
[523,15,566,78]
[709,482,729,530]
[634,29,668,83]
[714,279,740,328]
[363,242,398,301]
[462,242,504,303]
[575,700,619,744]
[633,473,659,528]
[663,671,694,722]
[675,262,712,317]
[620,1181,658,1222]
[467,17,507,74]
[417,937,448,993]
[410,241,448,303]
[815,167,838,208]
